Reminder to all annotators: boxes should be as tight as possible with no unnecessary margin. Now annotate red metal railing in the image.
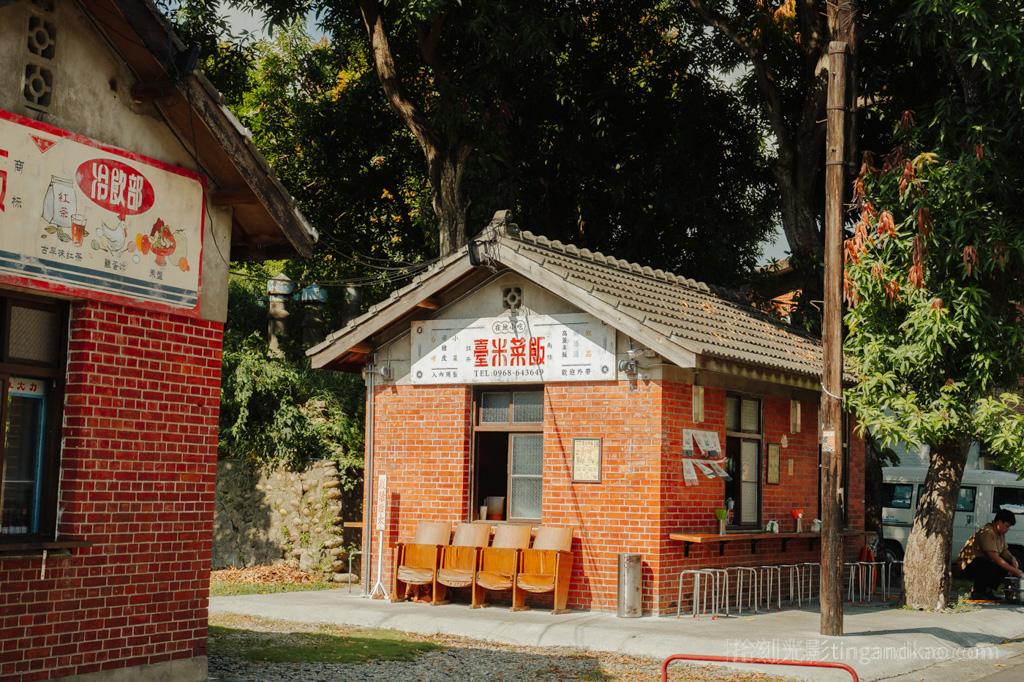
[661,654,859,681]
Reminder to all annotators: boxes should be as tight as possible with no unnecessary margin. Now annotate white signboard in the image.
[410,312,615,384]
[374,474,387,531]
[0,109,204,316]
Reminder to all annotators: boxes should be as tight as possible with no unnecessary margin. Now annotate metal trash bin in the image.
[617,552,642,617]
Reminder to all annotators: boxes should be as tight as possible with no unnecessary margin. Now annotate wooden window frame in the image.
[0,291,68,544]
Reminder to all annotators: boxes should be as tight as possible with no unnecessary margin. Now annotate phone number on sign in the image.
[473,367,544,378]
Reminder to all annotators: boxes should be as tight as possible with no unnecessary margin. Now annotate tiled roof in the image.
[309,212,825,379]
[485,222,823,379]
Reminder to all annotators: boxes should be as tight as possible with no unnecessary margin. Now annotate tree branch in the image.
[358,0,441,156]
[686,0,791,149]
[418,15,450,78]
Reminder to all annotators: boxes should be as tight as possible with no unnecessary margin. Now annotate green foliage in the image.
[219,1,774,286]
[219,274,365,477]
[843,0,1024,464]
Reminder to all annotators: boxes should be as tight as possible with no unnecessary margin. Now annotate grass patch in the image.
[208,623,443,664]
[210,579,337,597]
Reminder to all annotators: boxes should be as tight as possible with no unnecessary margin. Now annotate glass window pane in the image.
[512,391,543,423]
[740,398,759,432]
[740,440,758,482]
[9,306,58,364]
[1,391,46,535]
[882,483,913,509]
[994,487,1024,513]
[741,482,758,523]
[511,435,543,475]
[725,396,739,431]
[510,477,542,519]
[957,487,976,512]
[481,392,509,423]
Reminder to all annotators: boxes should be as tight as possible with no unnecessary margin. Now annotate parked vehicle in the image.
[881,466,1024,568]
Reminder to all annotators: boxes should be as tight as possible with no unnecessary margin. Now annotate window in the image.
[956,486,976,513]
[882,483,913,509]
[993,486,1024,513]
[723,394,761,527]
[0,293,67,540]
[472,388,544,521]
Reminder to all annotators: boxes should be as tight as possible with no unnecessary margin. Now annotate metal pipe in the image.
[361,363,375,597]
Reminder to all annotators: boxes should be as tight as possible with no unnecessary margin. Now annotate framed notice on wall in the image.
[572,437,602,483]
[766,443,781,485]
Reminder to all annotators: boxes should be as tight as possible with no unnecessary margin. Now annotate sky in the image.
[217,7,791,267]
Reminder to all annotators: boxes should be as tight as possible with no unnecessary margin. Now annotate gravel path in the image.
[207,614,784,682]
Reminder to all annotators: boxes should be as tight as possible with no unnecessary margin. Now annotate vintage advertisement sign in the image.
[0,110,204,316]
[410,312,615,384]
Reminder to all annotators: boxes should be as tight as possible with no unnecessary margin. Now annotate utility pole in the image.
[821,0,858,637]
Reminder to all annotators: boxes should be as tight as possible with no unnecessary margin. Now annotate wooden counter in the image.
[668,530,875,557]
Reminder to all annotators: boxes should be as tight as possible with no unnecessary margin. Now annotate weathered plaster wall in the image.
[0,0,230,322]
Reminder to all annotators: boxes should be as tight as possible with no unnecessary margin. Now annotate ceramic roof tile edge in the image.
[510,226,806,340]
[306,245,471,357]
[486,218,826,378]
[90,0,317,258]
[308,210,832,382]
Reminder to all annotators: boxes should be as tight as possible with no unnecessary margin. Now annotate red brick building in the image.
[0,1,315,680]
[310,212,866,615]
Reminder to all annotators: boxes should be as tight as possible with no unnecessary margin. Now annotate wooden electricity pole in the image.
[821,1,858,637]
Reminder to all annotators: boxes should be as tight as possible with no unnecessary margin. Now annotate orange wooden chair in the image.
[471,524,532,608]
[512,525,575,614]
[391,520,451,604]
[435,522,492,604]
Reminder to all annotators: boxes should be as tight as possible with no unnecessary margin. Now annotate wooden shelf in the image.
[668,530,874,557]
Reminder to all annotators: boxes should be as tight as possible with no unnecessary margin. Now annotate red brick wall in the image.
[370,384,472,544]
[0,300,222,681]
[369,378,867,616]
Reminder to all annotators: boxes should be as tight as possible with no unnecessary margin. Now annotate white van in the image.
[881,466,1024,567]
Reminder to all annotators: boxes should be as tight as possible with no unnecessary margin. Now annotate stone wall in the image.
[214,459,360,582]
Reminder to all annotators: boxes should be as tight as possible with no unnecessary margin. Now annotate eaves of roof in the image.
[309,212,829,382]
[75,0,317,260]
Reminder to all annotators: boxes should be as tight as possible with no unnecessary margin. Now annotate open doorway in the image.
[471,387,543,521]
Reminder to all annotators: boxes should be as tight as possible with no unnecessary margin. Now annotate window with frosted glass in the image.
[510,435,543,519]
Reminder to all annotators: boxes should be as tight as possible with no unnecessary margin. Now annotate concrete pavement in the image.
[209,590,1024,681]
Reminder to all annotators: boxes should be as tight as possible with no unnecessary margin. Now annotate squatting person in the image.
[956,508,1024,600]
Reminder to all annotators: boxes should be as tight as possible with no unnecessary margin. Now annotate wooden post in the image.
[820,40,850,637]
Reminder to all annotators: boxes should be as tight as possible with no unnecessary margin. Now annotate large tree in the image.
[843,0,1024,609]
[180,0,775,286]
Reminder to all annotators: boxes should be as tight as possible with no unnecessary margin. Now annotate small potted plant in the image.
[714,508,728,535]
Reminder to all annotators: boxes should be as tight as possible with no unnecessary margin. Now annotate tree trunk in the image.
[359,0,473,257]
[901,438,972,609]
[429,140,472,257]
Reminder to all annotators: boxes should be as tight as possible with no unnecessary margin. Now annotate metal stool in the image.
[677,569,717,620]
[844,561,866,603]
[703,568,730,618]
[777,563,804,607]
[860,560,887,603]
[761,565,782,611]
[726,566,760,614]
[797,561,818,603]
